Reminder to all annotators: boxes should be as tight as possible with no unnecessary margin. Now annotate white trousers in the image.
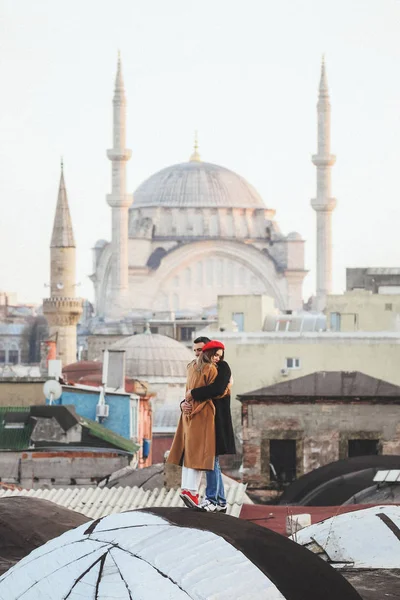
[181,465,202,493]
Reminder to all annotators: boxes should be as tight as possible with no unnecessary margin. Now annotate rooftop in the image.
[239,371,400,400]
[0,406,138,454]
[0,480,248,519]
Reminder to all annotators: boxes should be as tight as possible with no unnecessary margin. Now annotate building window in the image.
[348,439,379,458]
[385,303,393,311]
[150,327,159,334]
[232,312,244,332]
[269,439,297,484]
[8,350,19,365]
[180,327,196,342]
[0,349,5,363]
[285,357,300,369]
[330,312,341,331]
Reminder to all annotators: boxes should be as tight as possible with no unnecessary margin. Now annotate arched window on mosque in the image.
[209,211,219,237]
[237,210,247,237]
[196,262,203,286]
[206,259,214,286]
[193,210,203,236]
[184,268,191,287]
[215,259,223,285]
[163,208,173,235]
[225,210,234,237]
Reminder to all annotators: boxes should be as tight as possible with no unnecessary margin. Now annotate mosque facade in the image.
[90,56,335,321]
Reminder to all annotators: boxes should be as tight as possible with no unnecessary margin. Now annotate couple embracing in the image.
[167,336,236,512]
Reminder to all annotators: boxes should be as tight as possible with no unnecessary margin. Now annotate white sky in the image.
[1,0,400,305]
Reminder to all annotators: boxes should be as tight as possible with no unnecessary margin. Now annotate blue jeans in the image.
[206,456,226,506]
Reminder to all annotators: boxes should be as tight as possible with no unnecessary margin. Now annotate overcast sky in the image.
[1,0,400,305]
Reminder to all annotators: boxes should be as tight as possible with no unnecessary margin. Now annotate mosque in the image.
[92,55,335,321]
[43,55,336,365]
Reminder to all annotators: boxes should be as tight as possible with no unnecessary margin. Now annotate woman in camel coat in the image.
[167,341,227,508]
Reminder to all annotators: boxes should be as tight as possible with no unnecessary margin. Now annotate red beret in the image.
[202,340,225,352]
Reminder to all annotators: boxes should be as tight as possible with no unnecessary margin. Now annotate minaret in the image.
[311,56,336,311]
[106,52,132,318]
[43,162,83,366]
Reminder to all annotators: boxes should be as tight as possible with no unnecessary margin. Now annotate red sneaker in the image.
[180,489,199,508]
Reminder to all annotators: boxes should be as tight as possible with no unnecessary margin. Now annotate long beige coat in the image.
[167,361,217,470]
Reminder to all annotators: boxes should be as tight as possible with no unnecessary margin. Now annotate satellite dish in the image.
[56,283,64,290]
[43,379,62,405]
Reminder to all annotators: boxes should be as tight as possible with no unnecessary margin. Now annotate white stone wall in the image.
[95,238,304,317]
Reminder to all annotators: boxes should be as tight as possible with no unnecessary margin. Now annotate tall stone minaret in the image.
[311,57,336,312]
[106,53,132,318]
[43,162,83,366]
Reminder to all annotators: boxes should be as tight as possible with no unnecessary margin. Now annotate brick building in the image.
[238,371,400,493]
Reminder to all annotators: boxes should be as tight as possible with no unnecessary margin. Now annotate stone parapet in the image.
[43,297,83,326]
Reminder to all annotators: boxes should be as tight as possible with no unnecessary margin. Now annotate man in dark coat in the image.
[183,337,236,512]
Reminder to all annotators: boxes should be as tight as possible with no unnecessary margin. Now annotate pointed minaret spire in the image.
[51,161,75,248]
[114,50,125,94]
[311,56,337,311]
[189,130,201,162]
[43,161,83,366]
[106,52,132,318]
[319,54,329,97]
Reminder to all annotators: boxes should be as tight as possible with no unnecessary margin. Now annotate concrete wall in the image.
[327,290,400,331]
[218,295,276,332]
[0,450,129,488]
[242,401,400,489]
[57,389,131,439]
[0,380,46,407]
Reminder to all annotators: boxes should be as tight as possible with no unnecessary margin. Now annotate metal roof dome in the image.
[131,160,266,209]
[108,331,192,380]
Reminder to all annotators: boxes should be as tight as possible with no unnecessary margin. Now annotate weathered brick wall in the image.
[242,401,400,489]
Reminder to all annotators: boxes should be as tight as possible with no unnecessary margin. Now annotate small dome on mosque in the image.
[108,330,192,380]
[131,160,266,210]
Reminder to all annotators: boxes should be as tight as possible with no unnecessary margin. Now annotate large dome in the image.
[132,160,266,209]
[108,332,192,380]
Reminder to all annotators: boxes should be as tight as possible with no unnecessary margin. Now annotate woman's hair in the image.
[198,347,224,368]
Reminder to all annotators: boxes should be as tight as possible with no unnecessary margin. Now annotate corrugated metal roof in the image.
[0,481,247,519]
[0,407,33,450]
